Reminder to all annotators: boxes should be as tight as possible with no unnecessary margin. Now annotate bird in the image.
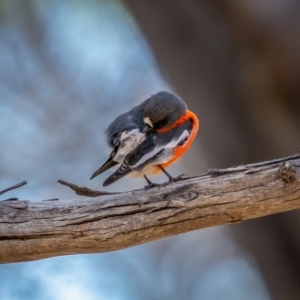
[90,91,199,188]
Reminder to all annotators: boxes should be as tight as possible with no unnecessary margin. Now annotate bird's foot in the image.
[159,174,188,187]
[168,173,188,182]
[143,175,159,189]
[144,182,159,189]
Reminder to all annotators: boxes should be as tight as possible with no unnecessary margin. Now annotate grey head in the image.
[143,91,187,132]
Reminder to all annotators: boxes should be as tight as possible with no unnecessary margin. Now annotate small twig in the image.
[42,198,59,202]
[0,181,27,195]
[244,153,300,168]
[1,197,19,202]
[208,166,246,175]
[209,153,300,176]
[57,180,119,197]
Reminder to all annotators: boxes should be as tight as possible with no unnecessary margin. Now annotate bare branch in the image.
[1,155,300,264]
[57,179,118,197]
[0,181,27,196]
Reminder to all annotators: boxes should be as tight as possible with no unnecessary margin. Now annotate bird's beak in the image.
[143,124,152,133]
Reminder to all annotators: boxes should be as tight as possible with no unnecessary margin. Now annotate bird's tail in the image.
[90,157,118,180]
[102,164,132,186]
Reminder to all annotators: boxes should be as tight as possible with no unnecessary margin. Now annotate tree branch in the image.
[1,154,300,264]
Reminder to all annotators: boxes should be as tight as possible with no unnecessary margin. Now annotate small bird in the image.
[90,91,199,188]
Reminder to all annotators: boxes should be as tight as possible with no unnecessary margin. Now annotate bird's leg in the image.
[158,165,175,181]
[158,165,187,182]
[143,175,159,189]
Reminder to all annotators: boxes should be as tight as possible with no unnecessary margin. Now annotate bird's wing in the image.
[105,98,151,148]
[102,120,193,186]
[102,137,155,186]
[91,99,152,180]
[90,128,146,179]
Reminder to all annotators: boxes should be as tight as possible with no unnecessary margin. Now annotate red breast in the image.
[152,109,199,174]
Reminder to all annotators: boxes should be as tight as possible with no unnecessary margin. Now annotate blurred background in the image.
[1,0,300,299]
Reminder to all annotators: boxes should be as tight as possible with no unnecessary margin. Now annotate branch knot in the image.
[279,161,296,183]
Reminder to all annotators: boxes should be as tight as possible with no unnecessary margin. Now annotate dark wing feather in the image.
[90,151,119,180]
[105,98,151,148]
[154,120,193,147]
[102,138,155,186]
[102,157,133,187]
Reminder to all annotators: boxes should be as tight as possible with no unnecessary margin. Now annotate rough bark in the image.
[0,154,299,264]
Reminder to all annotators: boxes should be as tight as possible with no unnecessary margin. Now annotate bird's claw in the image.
[144,183,159,189]
[168,173,188,182]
